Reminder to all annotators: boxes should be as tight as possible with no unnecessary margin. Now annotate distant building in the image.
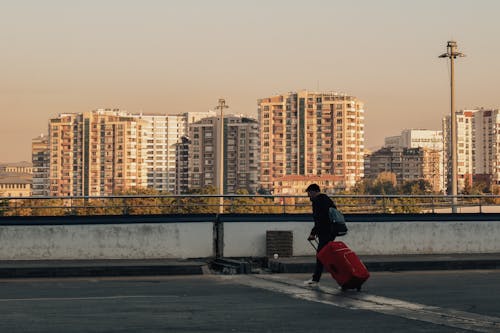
[32,134,50,196]
[383,129,444,192]
[272,175,341,195]
[443,108,500,192]
[188,114,260,194]
[0,161,33,174]
[364,147,441,192]
[0,162,33,197]
[258,91,365,194]
[138,113,189,194]
[47,109,148,196]
[37,108,236,196]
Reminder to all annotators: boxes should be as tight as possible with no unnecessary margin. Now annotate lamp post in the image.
[439,41,465,213]
[215,99,228,214]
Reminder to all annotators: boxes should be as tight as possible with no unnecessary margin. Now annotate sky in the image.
[1,0,500,162]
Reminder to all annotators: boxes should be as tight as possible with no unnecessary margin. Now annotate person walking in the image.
[304,183,336,286]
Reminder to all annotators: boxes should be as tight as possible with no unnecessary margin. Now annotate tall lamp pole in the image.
[439,41,465,213]
[215,99,229,214]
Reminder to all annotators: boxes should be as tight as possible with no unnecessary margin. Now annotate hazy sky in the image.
[1,0,500,162]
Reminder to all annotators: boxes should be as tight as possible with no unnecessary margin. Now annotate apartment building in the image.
[258,91,364,194]
[364,147,441,192]
[443,108,500,191]
[38,109,221,197]
[0,162,33,197]
[187,114,260,194]
[472,109,500,188]
[384,129,444,192]
[32,134,50,196]
[48,109,147,196]
[442,110,475,192]
[139,114,188,194]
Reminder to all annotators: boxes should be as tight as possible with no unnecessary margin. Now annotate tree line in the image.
[1,172,498,216]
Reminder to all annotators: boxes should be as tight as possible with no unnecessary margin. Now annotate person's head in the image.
[305,183,321,199]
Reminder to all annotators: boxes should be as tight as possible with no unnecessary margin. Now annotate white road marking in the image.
[226,274,500,333]
[0,295,179,302]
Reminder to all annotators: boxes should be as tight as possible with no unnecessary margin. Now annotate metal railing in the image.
[1,194,500,217]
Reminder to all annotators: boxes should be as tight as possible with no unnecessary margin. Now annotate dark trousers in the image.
[312,234,335,282]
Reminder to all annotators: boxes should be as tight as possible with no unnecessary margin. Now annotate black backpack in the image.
[328,207,348,237]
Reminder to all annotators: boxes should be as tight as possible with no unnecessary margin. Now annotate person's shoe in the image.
[304,279,319,287]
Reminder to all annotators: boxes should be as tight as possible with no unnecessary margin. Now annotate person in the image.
[304,183,336,287]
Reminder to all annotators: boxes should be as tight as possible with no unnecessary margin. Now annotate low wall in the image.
[0,214,499,260]
[0,222,213,260]
[222,216,500,257]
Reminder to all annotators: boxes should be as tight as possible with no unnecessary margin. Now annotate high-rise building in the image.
[443,108,500,192]
[136,111,217,194]
[443,110,475,192]
[472,109,500,188]
[384,129,444,192]
[188,114,260,194]
[139,114,188,194]
[38,108,225,196]
[31,134,50,196]
[258,91,365,194]
[48,109,147,196]
[364,147,441,192]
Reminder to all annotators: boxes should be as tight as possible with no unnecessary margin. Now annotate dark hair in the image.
[305,183,320,192]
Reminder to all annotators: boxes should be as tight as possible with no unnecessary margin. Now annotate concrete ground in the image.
[2,253,500,278]
[0,270,499,332]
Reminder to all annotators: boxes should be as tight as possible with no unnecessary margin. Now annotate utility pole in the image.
[439,41,465,213]
[215,99,229,214]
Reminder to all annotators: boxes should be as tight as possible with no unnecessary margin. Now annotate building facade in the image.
[364,147,441,192]
[443,110,475,192]
[443,108,500,192]
[38,109,259,196]
[258,91,365,194]
[0,162,33,197]
[31,134,50,196]
[187,114,260,194]
[47,109,148,196]
[384,129,444,192]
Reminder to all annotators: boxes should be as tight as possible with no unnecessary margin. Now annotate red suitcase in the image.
[316,241,370,291]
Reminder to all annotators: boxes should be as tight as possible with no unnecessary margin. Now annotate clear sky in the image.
[1,0,499,162]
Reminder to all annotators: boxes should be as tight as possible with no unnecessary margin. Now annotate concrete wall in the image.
[223,220,500,257]
[0,217,499,260]
[0,223,213,260]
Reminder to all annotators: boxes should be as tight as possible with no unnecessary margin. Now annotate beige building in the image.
[32,134,50,196]
[0,162,33,197]
[272,175,343,195]
[384,129,444,192]
[258,91,365,194]
[443,108,500,192]
[188,114,260,194]
[443,110,475,192]
[38,109,223,197]
[48,109,147,196]
[364,147,441,192]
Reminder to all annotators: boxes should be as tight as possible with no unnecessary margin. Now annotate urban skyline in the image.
[2,1,500,162]
[4,104,500,197]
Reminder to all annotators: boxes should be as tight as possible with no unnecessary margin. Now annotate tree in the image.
[114,188,164,215]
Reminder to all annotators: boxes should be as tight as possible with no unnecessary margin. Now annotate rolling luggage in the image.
[312,240,370,291]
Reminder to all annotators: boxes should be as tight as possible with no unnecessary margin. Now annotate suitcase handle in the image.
[308,239,318,251]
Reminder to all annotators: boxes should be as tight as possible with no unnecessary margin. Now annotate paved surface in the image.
[0,259,209,278]
[0,270,499,332]
[2,253,500,278]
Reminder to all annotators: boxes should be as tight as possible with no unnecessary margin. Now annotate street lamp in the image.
[215,98,228,214]
[439,41,465,213]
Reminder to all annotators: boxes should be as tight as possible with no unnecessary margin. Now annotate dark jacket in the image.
[310,193,337,237]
